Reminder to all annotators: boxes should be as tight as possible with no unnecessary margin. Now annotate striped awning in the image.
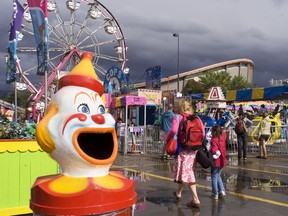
[190,85,288,101]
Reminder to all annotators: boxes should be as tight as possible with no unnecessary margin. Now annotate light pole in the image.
[173,33,180,93]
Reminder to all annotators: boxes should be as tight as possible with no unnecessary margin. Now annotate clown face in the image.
[36,86,117,177]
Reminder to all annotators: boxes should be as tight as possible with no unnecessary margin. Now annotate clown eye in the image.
[97,105,105,114]
[77,103,90,114]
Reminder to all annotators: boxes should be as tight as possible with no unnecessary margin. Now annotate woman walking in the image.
[257,110,271,159]
[167,99,205,208]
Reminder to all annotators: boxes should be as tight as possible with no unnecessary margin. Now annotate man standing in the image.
[235,112,252,160]
[161,104,174,159]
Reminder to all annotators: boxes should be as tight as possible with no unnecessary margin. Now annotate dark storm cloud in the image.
[103,0,288,86]
[1,0,288,97]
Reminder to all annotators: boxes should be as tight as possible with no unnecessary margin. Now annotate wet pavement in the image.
[112,153,288,216]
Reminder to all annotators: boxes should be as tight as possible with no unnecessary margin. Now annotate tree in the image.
[182,79,205,95]
[229,75,252,90]
[0,89,31,108]
[199,71,232,92]
[182,70,252,95]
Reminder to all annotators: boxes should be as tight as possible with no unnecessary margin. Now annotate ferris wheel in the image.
[16,0,128,120]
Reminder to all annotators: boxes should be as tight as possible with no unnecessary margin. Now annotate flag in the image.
[6,0,24,83]
[27,0,48,75]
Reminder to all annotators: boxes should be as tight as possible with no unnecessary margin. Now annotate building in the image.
[135,58,254,93]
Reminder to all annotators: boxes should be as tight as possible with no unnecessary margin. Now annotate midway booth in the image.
[110,95,147,155]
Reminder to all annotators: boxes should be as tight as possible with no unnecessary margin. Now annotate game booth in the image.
[129,89,163,125]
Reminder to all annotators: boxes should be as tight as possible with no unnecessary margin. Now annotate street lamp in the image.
[173,33,180,93]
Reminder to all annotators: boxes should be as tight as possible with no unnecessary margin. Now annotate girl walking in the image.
[210,124,227,200]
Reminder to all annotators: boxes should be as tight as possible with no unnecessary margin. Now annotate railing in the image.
[0,99,25,114]
[247,125,288,155]
[116,124,288,156]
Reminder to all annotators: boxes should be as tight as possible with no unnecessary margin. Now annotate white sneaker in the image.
[210,195,218,200]
[219,191,226,199]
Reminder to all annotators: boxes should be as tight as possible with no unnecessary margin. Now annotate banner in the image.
[103,66,128,94]
[6,0,24,83]
[27,0,48,75]
[145,66,162,90]
[130,89,162,105]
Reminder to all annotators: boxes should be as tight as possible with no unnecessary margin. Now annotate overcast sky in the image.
[1,0,288,96]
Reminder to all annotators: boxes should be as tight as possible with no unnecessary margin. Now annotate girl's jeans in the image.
[211,167,225,196]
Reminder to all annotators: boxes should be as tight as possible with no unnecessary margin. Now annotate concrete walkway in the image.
[112,153,288,216]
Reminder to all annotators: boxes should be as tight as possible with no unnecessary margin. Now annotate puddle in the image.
[248,177,288,194]
[134,196,179,214]
[112,169,152,182]
[225,171,288,195]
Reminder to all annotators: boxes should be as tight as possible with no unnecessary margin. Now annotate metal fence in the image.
[247,125,288,155]
[116,124,288,156]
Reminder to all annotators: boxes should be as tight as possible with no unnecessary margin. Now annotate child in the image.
[210,124,227,200]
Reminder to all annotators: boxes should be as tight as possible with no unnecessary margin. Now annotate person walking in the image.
[210,124,227,200]
[280,105,287,124]
[167,99,205,208]
[260,104,267,114]
[160,104,174,159]
[256,110,271,159]
[235,112,252,160]
[115,117,124,152]
[238,104,244,114]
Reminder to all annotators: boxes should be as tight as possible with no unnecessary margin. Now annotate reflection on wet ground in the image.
[112,153,288,215]
[114,156,288,196]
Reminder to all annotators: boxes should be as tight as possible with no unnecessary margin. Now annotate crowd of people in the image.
[234,103,287,160]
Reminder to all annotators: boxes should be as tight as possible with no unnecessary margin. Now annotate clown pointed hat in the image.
[58,52,104,96]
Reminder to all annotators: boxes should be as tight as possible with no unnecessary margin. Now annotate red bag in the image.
[166,115,180,155]
[166,136,178,155]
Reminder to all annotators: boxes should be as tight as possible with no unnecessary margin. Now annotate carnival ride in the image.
[198,109,236,128]
[194,86,287,145]
[197,87,237,128]
[199,105,285,145]
[248,113,283,144]
[15,0,128,121]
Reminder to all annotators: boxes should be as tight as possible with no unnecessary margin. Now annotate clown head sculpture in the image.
[31,52,136,215]
[36,52,117,177]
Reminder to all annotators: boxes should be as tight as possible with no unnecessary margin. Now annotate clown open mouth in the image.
[73,128,117,165]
